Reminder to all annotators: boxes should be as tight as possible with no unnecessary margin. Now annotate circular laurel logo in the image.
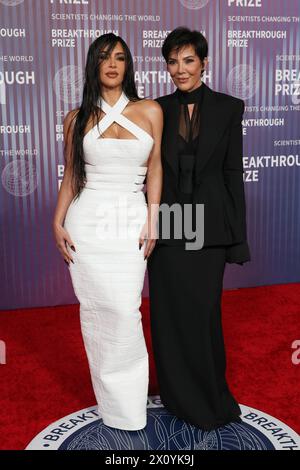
[26,396,300,450]
[179,0,210,9]
[227,64,259,100]
[53,65,85,105]
[1,159,38,196]
[0,0,24,6]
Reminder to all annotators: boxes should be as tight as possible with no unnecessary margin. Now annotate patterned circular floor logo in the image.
[26,396,300,450]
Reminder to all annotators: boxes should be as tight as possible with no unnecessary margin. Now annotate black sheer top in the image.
[157,83,205,245]
[176,83,205,203]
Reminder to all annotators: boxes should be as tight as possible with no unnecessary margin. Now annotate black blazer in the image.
[148,82,251,265]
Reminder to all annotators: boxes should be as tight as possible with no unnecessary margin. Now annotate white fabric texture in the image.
[64,91,154,430]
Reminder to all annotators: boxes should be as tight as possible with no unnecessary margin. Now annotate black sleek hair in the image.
[65,33,140,201]
[162,26,208,77]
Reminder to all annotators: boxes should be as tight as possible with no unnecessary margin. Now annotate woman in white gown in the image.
[53,34,163,431]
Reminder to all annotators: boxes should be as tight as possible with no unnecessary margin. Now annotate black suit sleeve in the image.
[223,99,251,265]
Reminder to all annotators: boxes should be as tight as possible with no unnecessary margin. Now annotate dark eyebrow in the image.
[100,50,125,54]
[168,55,196,60]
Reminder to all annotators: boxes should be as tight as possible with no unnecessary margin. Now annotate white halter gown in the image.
[64,91,154,430]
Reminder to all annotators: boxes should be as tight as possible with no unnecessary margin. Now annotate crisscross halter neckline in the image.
[93,91,154,143]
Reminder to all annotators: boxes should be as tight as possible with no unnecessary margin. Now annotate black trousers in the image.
[147,243,242,430]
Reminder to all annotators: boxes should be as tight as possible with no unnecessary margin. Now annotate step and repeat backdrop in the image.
[0,0,299,309]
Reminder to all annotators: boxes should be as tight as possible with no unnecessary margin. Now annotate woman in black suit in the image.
[147,27,251,430]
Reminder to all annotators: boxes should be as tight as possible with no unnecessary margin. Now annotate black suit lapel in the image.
[161,94,180,179]
[194,83,224,182]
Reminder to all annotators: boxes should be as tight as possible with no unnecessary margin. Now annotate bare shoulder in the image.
[64,108,79,128]
[63,108,80,143]
[138,98,162,112]
[136,99,163,123]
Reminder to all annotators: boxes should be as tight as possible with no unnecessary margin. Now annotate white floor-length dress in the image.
[64,91,154,430]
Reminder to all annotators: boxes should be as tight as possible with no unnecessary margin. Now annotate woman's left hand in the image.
[139,220,158,260]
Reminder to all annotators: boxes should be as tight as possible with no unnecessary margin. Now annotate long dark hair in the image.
[64,33,140,201]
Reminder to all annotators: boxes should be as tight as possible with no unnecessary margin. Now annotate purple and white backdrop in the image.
[0,0,299,309]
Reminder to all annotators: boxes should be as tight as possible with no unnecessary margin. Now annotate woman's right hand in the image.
[53,223,75,266]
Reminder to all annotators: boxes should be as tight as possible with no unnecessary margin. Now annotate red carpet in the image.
[0,283,299,450]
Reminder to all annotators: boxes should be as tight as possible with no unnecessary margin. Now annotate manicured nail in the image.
[71,245,76,252]
[139,243,142,250]
[64,260,69,267]
[70,259,74,264]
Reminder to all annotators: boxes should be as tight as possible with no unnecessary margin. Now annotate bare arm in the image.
[53,109,78,226]
[139,100,163,259]
[52,109,79,264]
